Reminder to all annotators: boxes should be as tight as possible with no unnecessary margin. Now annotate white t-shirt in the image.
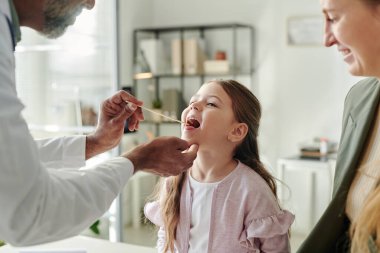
[188,173,219,253]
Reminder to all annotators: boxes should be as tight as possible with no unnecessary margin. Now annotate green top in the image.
[8,0,21,43]
[368,236,379,253]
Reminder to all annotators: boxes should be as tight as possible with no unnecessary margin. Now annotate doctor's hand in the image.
[86,90,144,159]
[122,136,198,177]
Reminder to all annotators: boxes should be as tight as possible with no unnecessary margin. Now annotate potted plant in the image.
[151,99,162,122]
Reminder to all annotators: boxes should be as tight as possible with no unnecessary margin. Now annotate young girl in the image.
[144,79,294,253]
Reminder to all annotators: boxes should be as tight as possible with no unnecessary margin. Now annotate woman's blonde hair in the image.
[150,80,278,252]
[350,185,380,253]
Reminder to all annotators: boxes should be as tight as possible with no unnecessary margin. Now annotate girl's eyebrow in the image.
[207,95,223,103]
[190,94,224,104]
[322,8,336,14]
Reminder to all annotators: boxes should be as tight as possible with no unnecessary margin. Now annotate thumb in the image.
[115,103,137,123]
[183,144,199,155]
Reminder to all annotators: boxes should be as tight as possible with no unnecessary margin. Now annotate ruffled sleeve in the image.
[144,201,164,227]
[239,210,295,253]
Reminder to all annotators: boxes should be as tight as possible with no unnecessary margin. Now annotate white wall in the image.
[119,0,362,169]
[118,0,154,86]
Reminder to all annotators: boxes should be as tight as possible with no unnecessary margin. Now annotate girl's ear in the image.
[228,123,248,143]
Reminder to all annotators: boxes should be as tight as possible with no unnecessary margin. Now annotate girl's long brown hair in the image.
[152,80,277,252]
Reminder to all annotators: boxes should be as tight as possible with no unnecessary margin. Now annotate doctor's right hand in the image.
[86,90,144,159]
[122,136,198,177]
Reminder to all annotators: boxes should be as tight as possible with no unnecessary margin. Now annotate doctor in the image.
[0,0,198,247]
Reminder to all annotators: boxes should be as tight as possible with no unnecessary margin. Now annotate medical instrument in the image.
[125,101,184,124]
[139,105,184,124]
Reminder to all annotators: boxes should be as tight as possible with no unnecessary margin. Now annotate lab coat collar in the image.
[8,0,21,44]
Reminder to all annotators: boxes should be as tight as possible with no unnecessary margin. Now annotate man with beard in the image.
[0,0,198,246]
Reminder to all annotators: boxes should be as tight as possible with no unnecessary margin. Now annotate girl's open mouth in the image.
[186,118,200,128]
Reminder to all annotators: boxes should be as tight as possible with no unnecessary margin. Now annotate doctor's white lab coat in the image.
[0,1,134,246]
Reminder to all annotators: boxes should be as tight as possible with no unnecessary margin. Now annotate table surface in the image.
[0,236,156,253]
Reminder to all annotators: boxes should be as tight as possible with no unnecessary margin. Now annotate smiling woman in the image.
[322,0,380,77]
[296,0,380,252]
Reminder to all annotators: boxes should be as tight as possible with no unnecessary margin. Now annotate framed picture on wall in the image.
[287,15,324,46]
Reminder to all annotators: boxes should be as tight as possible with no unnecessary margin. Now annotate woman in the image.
[297,0,380,252]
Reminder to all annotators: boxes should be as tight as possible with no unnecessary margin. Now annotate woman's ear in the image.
[228,123,248,143]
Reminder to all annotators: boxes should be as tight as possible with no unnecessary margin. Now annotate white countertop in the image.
[0,236,156,253]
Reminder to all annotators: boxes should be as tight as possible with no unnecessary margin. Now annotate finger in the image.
[119,91,143,106]
[182,144,198,169]
[103,100,124,115]
[182,144,198,156]
[126,102,137,112]
[118,102,143,123]
[109,91,126,105]
[109,91,142,108]
[173,138,191,151]
[135,120,140,130]
[114,103,137,123]
[135,107,144,120]
[128,115,138,131]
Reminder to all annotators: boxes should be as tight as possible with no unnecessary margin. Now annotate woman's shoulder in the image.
[345,77,380,106]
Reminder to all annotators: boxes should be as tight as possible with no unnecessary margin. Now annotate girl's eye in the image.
[207,102,217,107]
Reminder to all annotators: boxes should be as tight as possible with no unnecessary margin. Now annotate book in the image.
[140,39,168,74]
[204,60,230,74]
[171,39,206,75]
[171,39,182,74]
[184,39,206,74]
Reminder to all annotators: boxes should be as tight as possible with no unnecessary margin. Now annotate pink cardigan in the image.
[145,161,295,253]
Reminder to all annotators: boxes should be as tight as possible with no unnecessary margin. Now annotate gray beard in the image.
[40,0,83,39]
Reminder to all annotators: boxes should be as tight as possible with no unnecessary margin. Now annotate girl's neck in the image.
[190,151,237,183]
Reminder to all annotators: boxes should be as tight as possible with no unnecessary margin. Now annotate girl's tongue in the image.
[186,118,200,128]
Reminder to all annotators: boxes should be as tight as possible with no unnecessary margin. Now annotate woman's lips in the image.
[339,48,353,63]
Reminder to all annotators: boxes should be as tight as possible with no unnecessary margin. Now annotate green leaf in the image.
[89,220,100,235]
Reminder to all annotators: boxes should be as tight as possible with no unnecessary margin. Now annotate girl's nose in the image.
[191,103,200,111]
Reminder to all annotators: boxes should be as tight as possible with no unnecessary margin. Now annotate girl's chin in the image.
[181,135,199,145]
[181,135,193,142]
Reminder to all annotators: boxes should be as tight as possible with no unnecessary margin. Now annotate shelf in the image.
[133,71,253,80]
[28,124,96,134]
[135,23,253,33]
[133,23,254,137]
[15,43,109,53]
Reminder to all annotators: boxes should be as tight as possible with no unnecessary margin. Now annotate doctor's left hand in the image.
[85,90,144,159]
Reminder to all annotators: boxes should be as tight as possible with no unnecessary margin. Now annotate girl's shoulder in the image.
[228,162,274,194]
[144,200,163,227]
[223,162,283,216]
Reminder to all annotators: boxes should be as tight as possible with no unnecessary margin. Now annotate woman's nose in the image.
[324,23,336,47]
